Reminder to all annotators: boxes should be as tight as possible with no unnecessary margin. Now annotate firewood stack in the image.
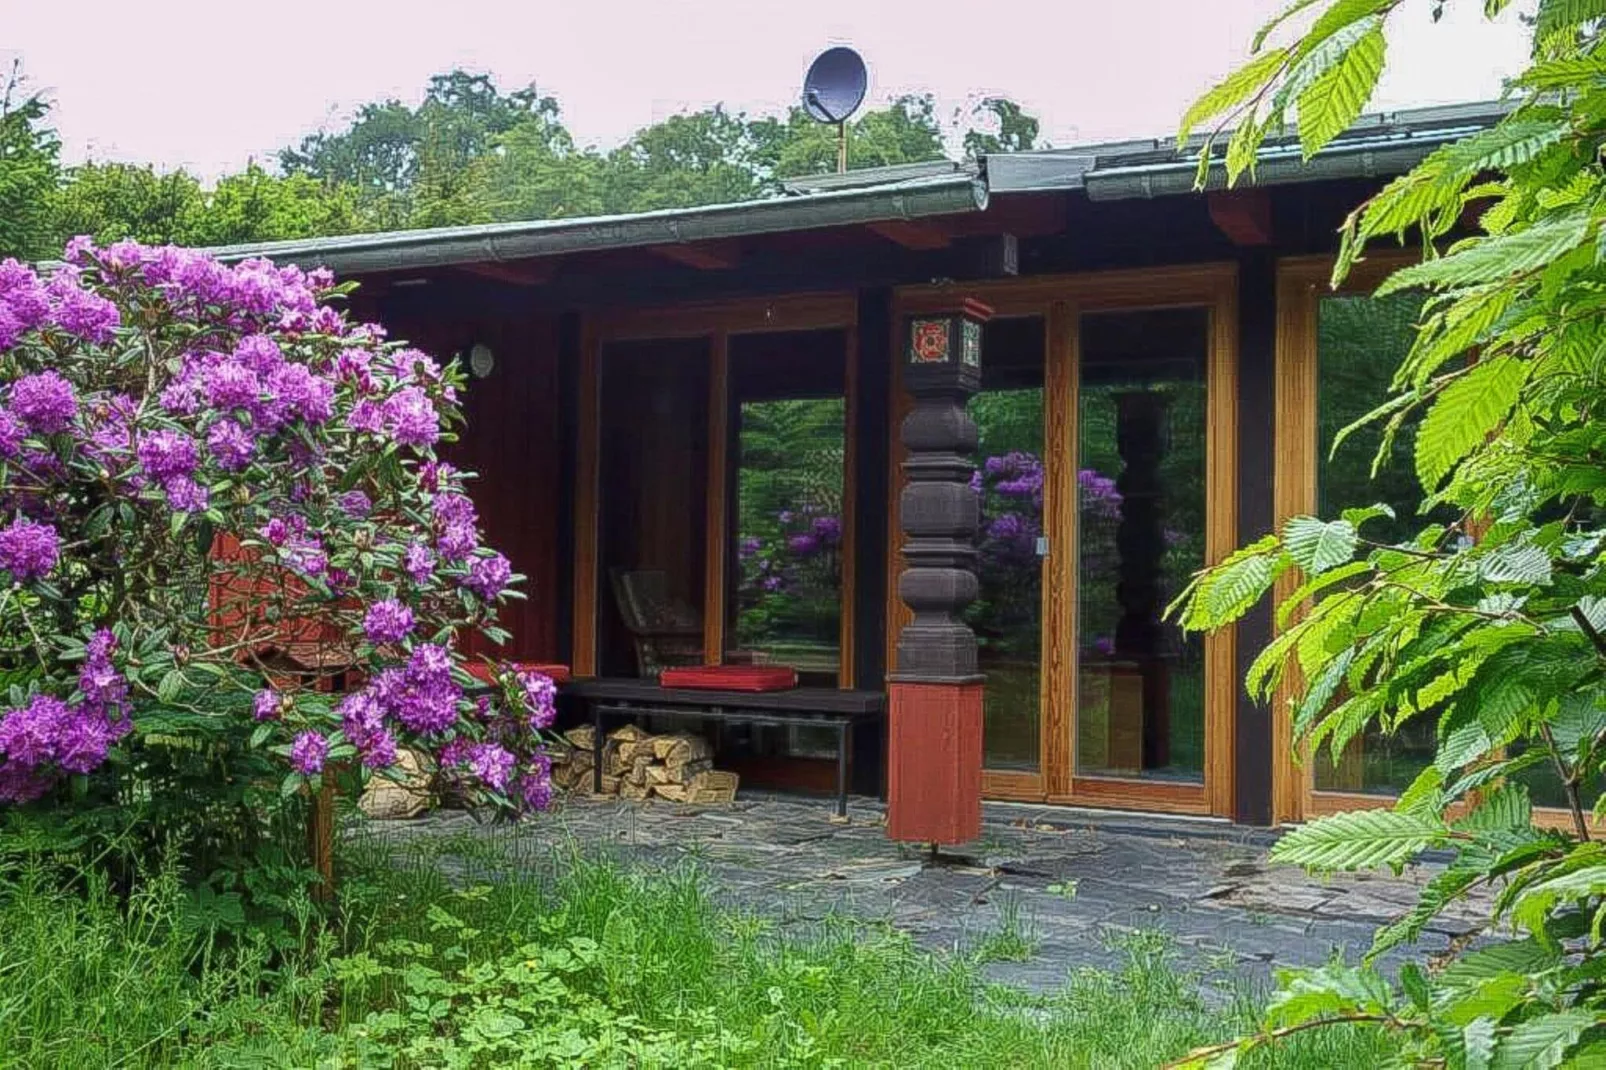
[548,725,739,804]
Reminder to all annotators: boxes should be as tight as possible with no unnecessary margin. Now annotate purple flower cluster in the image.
[364,643,463,736]
[0,630,130,801]
[290,731,329,775]
[0,519,60,581]
[10,371,80,434]
[260,515,327,577]
[433,491,480,562]
[465,552,512,600]
[363,598,415,645]
[0,259,117,353]
[339,691,398,769]
[518,670,558,730]
[253,689,283,722]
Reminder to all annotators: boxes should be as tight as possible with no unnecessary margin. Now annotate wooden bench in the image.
[564,679,885,816]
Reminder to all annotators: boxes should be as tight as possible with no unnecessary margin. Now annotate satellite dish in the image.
[802,46,868,125]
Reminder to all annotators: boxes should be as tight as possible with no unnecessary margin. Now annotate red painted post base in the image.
[886,680,984,845]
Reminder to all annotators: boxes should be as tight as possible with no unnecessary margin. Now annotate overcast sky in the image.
[5,0,1531,181]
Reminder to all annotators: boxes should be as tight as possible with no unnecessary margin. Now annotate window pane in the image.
[598,338,710,678]
[732,396,845,682]
[1075,309,1208,782]
[1313,291,1437,794]
[728,330,846,689]
[969,317,1045,771]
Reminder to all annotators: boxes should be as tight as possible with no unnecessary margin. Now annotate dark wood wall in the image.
[358,291,565,665]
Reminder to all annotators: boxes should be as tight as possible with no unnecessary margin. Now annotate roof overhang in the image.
[208,173,989,275]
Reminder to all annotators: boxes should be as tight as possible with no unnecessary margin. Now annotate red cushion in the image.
[466,662,572,685]
[659,665,797,691]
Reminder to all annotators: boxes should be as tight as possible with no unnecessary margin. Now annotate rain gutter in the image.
[1082,126,1489,201]
[207,174,990,274]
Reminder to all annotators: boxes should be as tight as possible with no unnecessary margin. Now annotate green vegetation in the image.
[0,828,1394,1069]
[1172,0,1606,1065]
[0,65,1044,260]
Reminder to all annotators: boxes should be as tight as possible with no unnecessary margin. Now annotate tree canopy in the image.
[1,65,1046,259]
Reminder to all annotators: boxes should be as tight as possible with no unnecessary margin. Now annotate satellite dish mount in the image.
[802,46,868,174]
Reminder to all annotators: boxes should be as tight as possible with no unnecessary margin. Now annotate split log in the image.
[666,758,712,784]
[619,780,652,801]
[359,748,431,819]
[562,725,596,750]
[684,769,739,804]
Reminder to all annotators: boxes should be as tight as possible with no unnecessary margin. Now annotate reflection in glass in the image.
[731,396,845,684]
[1312,292,1438,794]
[1075,309,1208,782]
[969,317,1045,771]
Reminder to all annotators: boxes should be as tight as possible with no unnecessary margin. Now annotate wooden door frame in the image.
[572,292,860,684]
[1273,254,1600,833]
[889,263,1239,816]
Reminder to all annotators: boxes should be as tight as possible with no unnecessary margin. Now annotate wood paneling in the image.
[596,293,857,341]
[703,332,730,664]
[1204,275,1240,818]
[840,325,859,688]
[982,769,1046,802]
[572,319,601,676]
[367,300,565,667]
[1050,777,1212,816]
[1041,299,1076,798]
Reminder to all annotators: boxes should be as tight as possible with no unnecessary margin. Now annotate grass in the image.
[0,829,1398,1069]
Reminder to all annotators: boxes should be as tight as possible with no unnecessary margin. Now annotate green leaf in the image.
[1439,939,1559,990]
[1270,808,1447,871]
[1535,0,1606,40]
[1178,47,1292,147]
[1399,961,1430,1009]
[1478,536,1554,585]
[1416,357,1530,491]
[1491,1009,1595,1070]
[157,669,187,704]
[1284,516,1359,575]
[1379,211,1593,296]
[1296,18,1386,157]
[1466,1018,1499,1070]
[1438,119,1571,178]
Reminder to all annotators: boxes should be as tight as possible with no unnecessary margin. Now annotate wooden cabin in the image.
[215,101,1509,828]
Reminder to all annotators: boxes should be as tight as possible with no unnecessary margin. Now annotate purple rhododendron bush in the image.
[0,238,554,889]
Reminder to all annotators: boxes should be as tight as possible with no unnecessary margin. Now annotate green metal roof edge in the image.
[208,172,988,274]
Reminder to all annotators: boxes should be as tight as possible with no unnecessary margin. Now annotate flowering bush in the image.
[0,238,552,816]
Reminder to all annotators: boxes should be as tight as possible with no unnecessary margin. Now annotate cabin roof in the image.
[209,99,1506,275]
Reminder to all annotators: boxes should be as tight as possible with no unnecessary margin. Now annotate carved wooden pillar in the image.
[887,299,990,845]
[1113,391,1170,770]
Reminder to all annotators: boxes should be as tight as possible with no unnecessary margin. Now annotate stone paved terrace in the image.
[370,792,1486,996]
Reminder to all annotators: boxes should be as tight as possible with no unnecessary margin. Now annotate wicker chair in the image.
[609,569,707,678]
[609,569,765,678]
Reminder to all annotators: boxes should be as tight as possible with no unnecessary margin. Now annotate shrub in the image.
[0,239,554,898]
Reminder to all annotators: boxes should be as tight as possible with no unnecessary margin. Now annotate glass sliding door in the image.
[1074,309,1209,784]
[727,329,848,686]
[970,316,1046,772]
[893,266,1236,813]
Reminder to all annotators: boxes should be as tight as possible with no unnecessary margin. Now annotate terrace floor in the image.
[372,792,1486,996]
